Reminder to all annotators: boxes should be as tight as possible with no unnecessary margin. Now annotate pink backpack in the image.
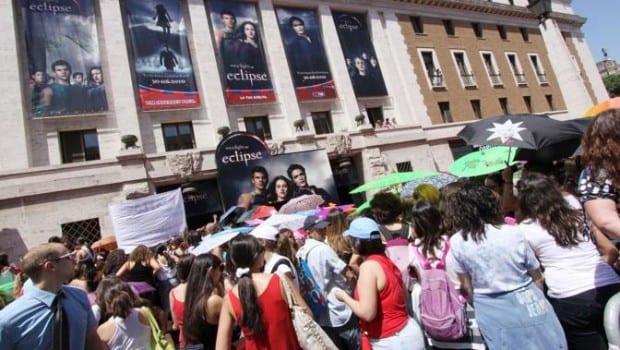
[385,238,411,289]
[412,240,467,341]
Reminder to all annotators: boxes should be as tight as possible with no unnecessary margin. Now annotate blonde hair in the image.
[22,243,65,282]
[325,209,353,260]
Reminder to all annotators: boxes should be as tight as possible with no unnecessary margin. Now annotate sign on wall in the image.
[207,0,276,104]
[124,0,201,110]
[332,11,388,98]
[21,0,108,117]
[275,6,336,101]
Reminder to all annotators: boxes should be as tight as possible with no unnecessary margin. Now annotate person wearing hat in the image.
[335,217,425,349]
[296,215,360,350]
[251,225,298,287]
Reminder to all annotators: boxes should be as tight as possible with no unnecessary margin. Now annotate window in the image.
[162,122,195,151]
[443,20,455,36]
[244,116,272,140]
[545,94,554,110]
[520,27,530,42]
[508,0,514,4]
[452,50,476,87]
[523,96,532,113]
[481,52,503,86]
[59,129,100,164]
[438,102,453,123]
[61,218,101,246]
[410,16,424,34]
[506,52,527,85]
[366,107,384,128]
[472,23,483,38]
[311,111,333,135]
[528,54,549,85]
[471,99,482,119]
[499,97,509,114]
[396,161,413,172]
[498,25,508,40]
[419,49,444,88]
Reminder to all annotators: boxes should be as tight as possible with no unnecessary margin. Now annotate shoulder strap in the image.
[141,306,160,332]
[301,243,322,261]
[437,239,450,269]
[411,244,431,269]
[271,258,293,274]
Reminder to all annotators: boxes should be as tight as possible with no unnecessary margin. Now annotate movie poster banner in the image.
[215,133,338,211]
[124,0,200,110]
[21,0,108,117]
[275,7,336,101]
[207,0,275,105]
[331,11,387,98]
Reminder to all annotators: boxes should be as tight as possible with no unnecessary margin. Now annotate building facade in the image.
[0,0,608,259]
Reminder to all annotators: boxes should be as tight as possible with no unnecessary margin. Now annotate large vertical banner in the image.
[274,7,336,101]
[331,11,387,98]
[21,0,108,117]
[207,0,275,104]
[124,0,200,110]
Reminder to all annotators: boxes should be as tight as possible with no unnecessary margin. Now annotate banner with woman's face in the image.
[275,6,336,101]
[207,0,275,105]
[21,0,108,117]
[123,0,201,111]
[331,11,387,98]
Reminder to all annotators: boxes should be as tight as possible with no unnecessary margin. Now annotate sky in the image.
[572,0,619,62]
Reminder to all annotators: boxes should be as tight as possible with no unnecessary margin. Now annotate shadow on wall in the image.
[0,229,28,265]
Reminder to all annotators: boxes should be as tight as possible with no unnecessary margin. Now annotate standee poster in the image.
[207,0,275,105]
[21,0,108,117]
[332,11,387,98]
[124,0,200,110]
[275,6,336,101]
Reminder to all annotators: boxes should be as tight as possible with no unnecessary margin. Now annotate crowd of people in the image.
[0,110,619,350]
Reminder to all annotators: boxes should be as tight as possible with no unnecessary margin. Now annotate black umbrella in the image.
[514,118,592,163]
[457,114,584,150]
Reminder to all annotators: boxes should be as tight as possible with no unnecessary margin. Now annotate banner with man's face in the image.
[331,11,387,98]
[21,0,108,117]
[275,7,336,101]
[124,0,201,110]
[207,0,275,105]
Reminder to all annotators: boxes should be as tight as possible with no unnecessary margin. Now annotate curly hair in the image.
[517,172,586,247]
[582,108,620,186]
[438,180,466,236]
[448,181,503,242]
[370,192,403,224]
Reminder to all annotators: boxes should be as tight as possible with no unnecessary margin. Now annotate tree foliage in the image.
[603,74,620,97]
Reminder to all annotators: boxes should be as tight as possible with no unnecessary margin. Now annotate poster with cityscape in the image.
[275,6,336,101]
[124,0,201,110]
[207,0,276,105]
[21,0,108,117]
[332,11,388,98]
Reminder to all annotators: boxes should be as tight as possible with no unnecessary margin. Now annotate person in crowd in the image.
[325,208,355,266]
[0,243,102,349]
[0,253,15,285]
[74,236,95,263]
[517,172,620,349]
[184,253,225,350]
[412,184,441,206]
[96,278,152,350]
[233,21,266,73]
[444,181,567,348]
[116,245,161,305]
[438,181,467,237]
[102,249,127,277]
[579,109,620,239]
[239,166,270,209]
[267,175,293,210]
[155,243,177,313]
[335,217,425,349]
[296,215,359,349]
[287,163,333,203]
[251,225,298,287]
[169,254,194,349]
[216,235,306,350]
[276,227,298,265]
[371,192,409,241]
[69,260,99,304]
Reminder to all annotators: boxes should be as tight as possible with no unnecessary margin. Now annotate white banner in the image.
[110,189,187,253]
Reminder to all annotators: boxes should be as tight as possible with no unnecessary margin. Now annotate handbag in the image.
[141,306,175,350]
[281,277,339,350]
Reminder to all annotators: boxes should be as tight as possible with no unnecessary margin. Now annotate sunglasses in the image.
[43,251,76,265]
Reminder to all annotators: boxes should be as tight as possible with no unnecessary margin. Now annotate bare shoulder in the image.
[97,318,116,342]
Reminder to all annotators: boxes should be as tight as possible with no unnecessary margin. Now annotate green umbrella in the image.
[449,146,517,178]
[352,197,372,215]
[349,171,439,194]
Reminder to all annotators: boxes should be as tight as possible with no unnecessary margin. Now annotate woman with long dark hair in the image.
[233,21,266,72]
[216,235,305,350]
[169,254,194,349]
[444,181,566,349]
[267,175,292,210]
[518,172,620,349]
[183,253,224,350]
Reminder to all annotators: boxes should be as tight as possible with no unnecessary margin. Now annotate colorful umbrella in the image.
[91,236,117,253]
[583,97,620,117]
[449,146,517,178]
[457,113,583,150]
[399,173,459,199]
[278,194,325,214]
[349,171,439,194]
[191,227,252,256]
[262,213,307,231]
[352,198,372,215]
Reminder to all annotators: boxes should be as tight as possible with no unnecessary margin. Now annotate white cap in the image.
[250,224,279,241]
